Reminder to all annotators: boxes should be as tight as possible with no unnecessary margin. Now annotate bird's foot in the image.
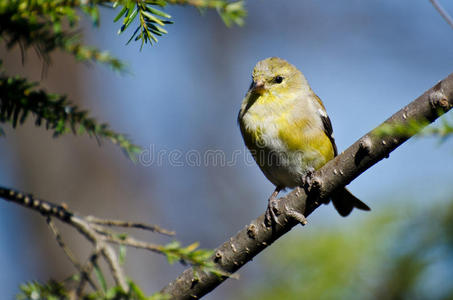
[286,209,308,226]
[265,187,308,227]
[265,190,281,227]
[301,168,326,205]
[301,167,316,191]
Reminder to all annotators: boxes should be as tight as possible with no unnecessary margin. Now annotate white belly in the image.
[242,111,319,188]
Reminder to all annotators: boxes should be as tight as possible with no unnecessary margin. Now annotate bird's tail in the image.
[331,187,370,217]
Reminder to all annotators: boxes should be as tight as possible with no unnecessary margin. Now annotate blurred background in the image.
[1,0,453,298]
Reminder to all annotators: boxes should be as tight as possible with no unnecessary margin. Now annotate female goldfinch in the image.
[238,57,370,224]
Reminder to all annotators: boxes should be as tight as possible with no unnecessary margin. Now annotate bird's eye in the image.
[274,76,283,84]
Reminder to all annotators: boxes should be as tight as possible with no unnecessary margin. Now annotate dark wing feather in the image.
[315,96,370,216]
[320,113,338,157]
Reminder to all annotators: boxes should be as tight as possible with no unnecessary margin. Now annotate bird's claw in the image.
[265,190,308,227]
[265,196,281,227]
[301,167,315,190]
[286,209,308,226]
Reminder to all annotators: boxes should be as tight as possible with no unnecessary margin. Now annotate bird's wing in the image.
[314,94,338,157]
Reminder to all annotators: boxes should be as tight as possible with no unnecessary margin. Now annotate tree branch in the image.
[0,187,130,292]
[0,185,220,296]
[160,73,453,299]
[0,186,196,296]
[85,215,175,236]
[46,216,99,293]
[430,0,453,30]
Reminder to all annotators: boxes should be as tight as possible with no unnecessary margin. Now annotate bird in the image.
[237,57,370,225]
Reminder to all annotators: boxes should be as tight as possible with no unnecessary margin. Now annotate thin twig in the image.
[430,0,453,29]
[71,216,129,292]
[86,215,175,236]
[76,252,99,298]
[104,235,164,254]
[46,217,81,270]
[100,245,125,288]
[90,223,119,237]
[46,217,98,293]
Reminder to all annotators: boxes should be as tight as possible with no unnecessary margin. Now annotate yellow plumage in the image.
[238,57,369,220]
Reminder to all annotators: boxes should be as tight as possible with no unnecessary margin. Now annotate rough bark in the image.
[160,73,453,299]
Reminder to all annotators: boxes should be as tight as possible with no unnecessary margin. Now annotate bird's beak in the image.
[251,80,265,94]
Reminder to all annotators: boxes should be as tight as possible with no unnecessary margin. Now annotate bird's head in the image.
[250,57,308,97]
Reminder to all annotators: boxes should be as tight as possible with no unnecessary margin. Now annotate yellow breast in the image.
[239,93,335,171]
[277,117,335,169]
